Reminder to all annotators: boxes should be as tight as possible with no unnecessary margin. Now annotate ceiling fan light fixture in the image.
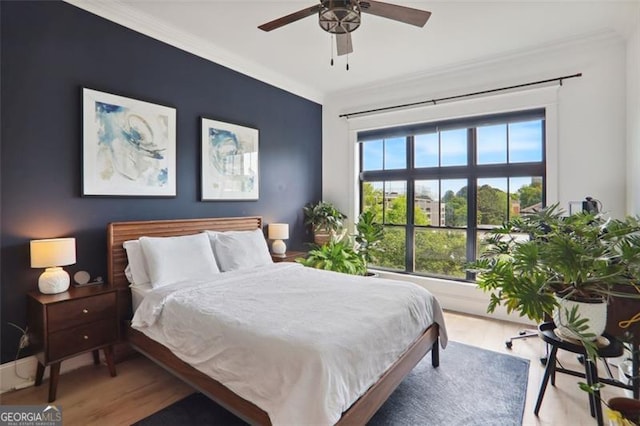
[319,0,361,34]
[258,0,431,59]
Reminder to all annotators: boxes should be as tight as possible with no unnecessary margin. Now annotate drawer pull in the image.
[83,335,89,340]
[82,309,89,314]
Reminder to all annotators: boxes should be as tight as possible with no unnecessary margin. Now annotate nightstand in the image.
[27,285,118,402]
[271,250,307,263]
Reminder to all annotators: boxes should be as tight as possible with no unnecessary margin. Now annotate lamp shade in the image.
[268,223,289,240]
[30,238,76,268]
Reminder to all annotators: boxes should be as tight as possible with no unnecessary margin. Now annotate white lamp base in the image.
[272,239,287,255]
[38,267,70,294]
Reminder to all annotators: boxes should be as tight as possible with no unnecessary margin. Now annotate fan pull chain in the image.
[346,54,349,71]
[330,35,334,66]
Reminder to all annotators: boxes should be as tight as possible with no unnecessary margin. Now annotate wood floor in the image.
[0,310,629,425]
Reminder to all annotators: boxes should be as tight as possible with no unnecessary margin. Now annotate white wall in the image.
[628,5,640,215]
[322,32,629,321]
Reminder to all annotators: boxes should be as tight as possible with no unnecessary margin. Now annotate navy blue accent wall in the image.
[0,1,322,363]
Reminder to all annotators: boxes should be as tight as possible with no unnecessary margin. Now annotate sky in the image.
[362,119,543,196]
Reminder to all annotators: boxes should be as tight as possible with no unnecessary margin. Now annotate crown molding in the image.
[63,0,324,104]
[326,29,625,102]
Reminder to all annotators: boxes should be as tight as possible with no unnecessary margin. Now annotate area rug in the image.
[133,341,529,426]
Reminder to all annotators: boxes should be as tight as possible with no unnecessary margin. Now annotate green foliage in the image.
[374,227,406,270]
[385,194,407,225]
[518,181,543,209]
[360,180,547,277]
[297,239,367,276]
[444,192,467,227]
[477,184,508,225]
[468,204,640,353]
[362,183,383,222]
[355,210,385,265]
[301,209,384,275]
[414,229,467,278]
[303,201,346,234]
[563,304,598,361]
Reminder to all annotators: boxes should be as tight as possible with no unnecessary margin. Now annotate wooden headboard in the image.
[107,216,262,290]
[107,216,262,346]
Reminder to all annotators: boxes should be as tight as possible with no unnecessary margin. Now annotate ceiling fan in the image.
[258,0,432,57]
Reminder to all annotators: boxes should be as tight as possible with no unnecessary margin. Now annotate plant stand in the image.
[534,322,627,426]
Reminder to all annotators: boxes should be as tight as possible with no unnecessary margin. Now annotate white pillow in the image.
[204,230,220,246]
[211,228,273,272]
[139,233,220,288]
[123,240,151,287]
[124,265,134,283]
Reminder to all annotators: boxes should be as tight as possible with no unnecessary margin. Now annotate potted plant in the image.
[354,210,384,274]
[297,238,367,276]
[303,201,347,245]
[298,210,383,277]
[468,204,640,357]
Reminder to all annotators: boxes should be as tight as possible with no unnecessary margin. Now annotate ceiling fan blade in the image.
[336,33,353,56]
[360,0,431,27]
[258,4,322,32]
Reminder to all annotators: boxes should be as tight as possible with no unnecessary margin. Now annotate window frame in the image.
[359,109,546,280]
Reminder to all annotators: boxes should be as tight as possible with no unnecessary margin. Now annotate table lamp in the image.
[30,238,76,294]
[268,223,289,256]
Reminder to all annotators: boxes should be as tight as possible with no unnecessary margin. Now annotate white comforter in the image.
[132,262,447,426]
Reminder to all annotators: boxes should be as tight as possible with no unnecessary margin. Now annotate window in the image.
[359,109,545,280]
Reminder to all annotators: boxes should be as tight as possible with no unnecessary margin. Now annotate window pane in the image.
[371,226,405,270]
[476,230,492,258]
[509,120,543,163]
[358,111,544,280]
[510,176,543,216]
[362,181,384,222]
[384,181,406,225]
[477,124,507,164]
[414,133,438,168]
[441,179,468,227]
[414,228,467,278]
[440,129,467,166]
[477,178,508,227]
[384,137,406,170]
[477,229,530,258]
[415,180,441,226]
[362,140,383,171]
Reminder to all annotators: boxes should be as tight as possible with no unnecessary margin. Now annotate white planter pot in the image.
[552,295,607,341]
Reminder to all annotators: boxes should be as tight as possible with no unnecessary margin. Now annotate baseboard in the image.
[0,352,94,394]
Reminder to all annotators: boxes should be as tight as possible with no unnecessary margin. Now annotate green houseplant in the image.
[354,209,384,270]
[303,201,347,245]
[298,238,367,276]
[468,204,640,356]
[297,209,384,277]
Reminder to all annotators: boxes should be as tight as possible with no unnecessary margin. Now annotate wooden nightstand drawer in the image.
[28,286,118,402]
[48,318,117,361]
[47,292,116,332]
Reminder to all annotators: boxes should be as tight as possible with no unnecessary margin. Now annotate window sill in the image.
[371,269,532,326]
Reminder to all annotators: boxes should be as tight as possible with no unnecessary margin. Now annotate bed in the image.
[107,216,446,425]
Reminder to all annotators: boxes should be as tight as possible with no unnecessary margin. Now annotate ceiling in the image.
[69,1,639,102]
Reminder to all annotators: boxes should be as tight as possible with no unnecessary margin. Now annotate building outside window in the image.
[358,109,546,280]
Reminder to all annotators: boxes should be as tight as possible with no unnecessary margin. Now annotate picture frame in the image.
[201,118,259,201]
[82,88,177,197]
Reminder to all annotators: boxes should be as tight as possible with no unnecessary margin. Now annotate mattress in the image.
[132,262,447,426]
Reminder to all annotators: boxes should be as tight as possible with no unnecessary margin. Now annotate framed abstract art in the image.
[201,118,259,200]
[82,88,176,196]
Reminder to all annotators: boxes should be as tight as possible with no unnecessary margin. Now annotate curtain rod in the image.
[339,72,582,119]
